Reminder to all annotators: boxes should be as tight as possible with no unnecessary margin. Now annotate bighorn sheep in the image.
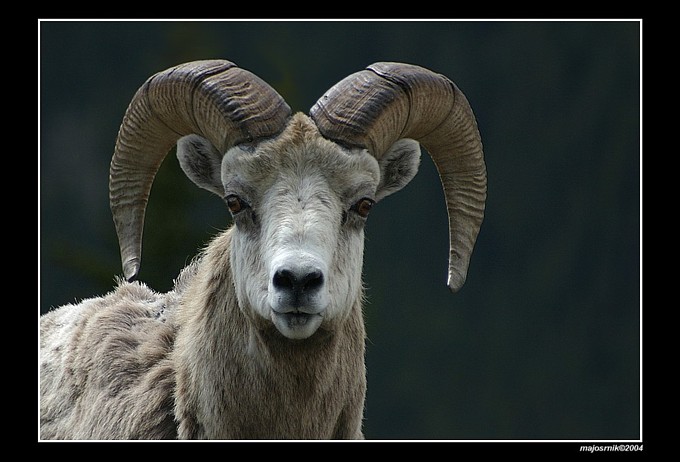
[39,60,487,440]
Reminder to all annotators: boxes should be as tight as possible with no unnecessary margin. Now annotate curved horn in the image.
[110,59,291,281]
[310,62,486,292]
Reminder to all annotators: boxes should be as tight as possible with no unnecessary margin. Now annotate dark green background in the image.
[39,20,641,440]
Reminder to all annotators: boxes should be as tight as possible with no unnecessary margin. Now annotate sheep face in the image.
[178,114,421,339]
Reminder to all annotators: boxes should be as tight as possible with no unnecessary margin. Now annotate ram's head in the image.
[109,60,487,340]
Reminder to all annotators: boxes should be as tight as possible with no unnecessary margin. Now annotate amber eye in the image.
[352,198,374,218]
[226,195,246,214]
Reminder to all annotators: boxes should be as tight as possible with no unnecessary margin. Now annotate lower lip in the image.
[277,312,315,327]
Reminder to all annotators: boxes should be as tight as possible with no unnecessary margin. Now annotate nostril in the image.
[273,269,295,291]
[301,270,323,293]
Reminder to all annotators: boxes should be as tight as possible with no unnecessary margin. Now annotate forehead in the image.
[222,114,380,195]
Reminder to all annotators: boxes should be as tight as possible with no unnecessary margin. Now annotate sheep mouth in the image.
[270,310,324,339]
[273,311,321,327]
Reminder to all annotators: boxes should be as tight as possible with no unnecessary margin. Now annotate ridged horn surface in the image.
[310,62,487,292]
[110,59,291,281]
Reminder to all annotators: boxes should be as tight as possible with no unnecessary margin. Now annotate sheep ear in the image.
[375,139,421,201]
[177,135,224,196]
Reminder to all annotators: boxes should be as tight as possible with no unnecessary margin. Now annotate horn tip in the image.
[446,268,466,293]
[123,258,140,283]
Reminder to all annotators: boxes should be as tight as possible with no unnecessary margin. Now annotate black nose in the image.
[273,268,324,298]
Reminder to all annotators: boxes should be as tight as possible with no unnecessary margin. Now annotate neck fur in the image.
[172,228,366,439]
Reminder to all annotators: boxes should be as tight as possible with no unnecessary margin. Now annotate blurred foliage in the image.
[39,20,641,440]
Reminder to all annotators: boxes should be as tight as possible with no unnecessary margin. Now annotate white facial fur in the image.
[177,115,421,339]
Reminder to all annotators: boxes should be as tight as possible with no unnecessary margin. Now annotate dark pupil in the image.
[227,196,242,213]
[358,199,372,217]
